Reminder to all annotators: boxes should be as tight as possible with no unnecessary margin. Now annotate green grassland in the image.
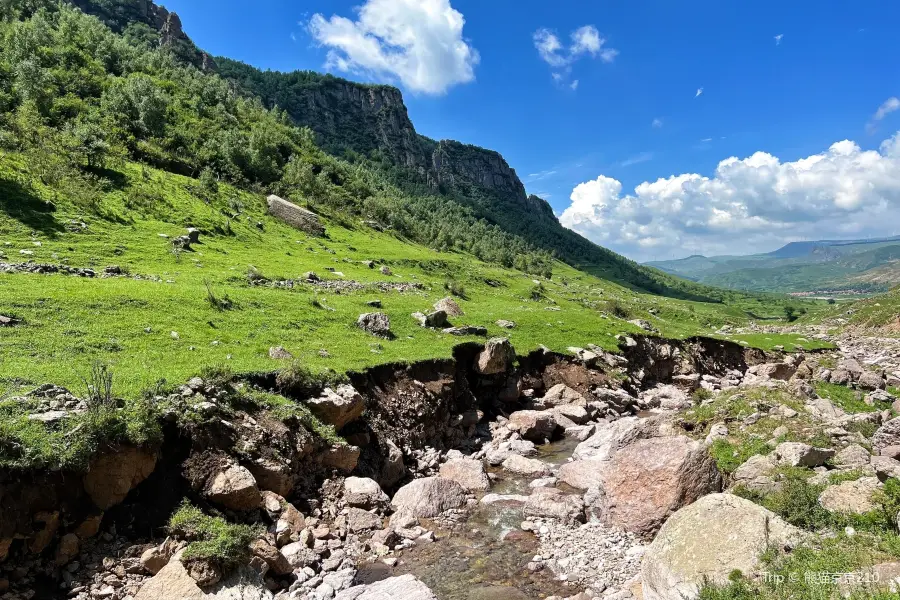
[0,152,827,399]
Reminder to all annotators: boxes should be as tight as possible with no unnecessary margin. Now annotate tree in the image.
[65,119,110,168]
[783,305,799,322]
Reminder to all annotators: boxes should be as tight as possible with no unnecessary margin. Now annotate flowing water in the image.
[356,436,586,599]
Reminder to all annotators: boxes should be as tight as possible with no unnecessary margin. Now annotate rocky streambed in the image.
[3,330,900,599]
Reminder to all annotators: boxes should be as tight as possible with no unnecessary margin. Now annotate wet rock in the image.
[335,574,437,600]
[207,464,262,511]
[523,487,584,525]
[439,458,491,491]
[507,410,558,442]
[475,337,515,375]
[501,454,552,477]
[357,313,391,337]
[819,477,880,515]
[391,477,468,518]
[308,385,365,430]
[773,442,835,468]
[641,494,805,600]
[83,447,157,510]
[344,477,389,508]
[433,297,463,316]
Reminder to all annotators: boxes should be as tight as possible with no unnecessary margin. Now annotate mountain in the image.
[647,236,900,294]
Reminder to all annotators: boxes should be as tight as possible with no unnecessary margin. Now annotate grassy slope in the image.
[0,152,828,398]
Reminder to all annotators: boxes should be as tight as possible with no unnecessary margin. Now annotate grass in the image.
[815,382,887,414]
[709,437,772,475]
[168,502,259,566]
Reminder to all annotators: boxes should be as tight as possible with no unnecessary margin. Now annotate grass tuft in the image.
[168,502,259,566]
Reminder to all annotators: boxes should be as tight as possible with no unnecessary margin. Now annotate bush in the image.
[762,472,831,530]
[603,298,631,319]
[444,278,467,299]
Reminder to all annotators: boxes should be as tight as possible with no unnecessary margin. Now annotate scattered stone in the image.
[433,297,463,317]
[873,417,900,454]
[507,410,558,442]
[412,310,448,328]
[206,464,262,511]
[439,458,491,491]
[475,337,515,375]
[357,313,391,337]
[773,442,835,468]
[346,507,383,532]
[731,454,779,494]
[495,319,516,329]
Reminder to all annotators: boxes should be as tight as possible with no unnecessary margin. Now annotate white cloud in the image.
[700,137,713,143]
[774,33,784,45]
[308,0,479,95]
[695,87,704,98]
[619,152,654,168]
[868,97,900,132]
[533,25,617,87]
[652,118,663,128]
[559,132,900,261]
[570,80,580,91]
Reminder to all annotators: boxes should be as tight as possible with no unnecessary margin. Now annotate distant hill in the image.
[647,236,900,294]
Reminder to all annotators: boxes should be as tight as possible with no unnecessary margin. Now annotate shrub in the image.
[762,472,831,530]
[444,278,467,299]
[204,280,234,311]
[603,298,631,319]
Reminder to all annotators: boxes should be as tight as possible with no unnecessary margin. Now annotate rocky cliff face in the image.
[429,140,528,204]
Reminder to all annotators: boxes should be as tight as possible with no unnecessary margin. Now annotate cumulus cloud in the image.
[308,0,479,95]
[559,133,900,261]
[533,25,617,87]
[868,97,900,133]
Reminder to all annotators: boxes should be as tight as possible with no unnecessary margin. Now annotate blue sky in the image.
[161,0,900,262]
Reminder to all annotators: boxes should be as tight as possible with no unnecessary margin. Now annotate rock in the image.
[752,362,798,381]
[819,477,880,515]
[54,533,80,566]
[322,444,361,471]
[501,455,552,477]
[249,538,291,576]
[379,439,407,488]
[391,477,468,518]
[839,358,864,380]
[475,337,516,375]
[572,417,644,461]
[495,319,516,329]
[831,369,851,385]
[83,447,157,510]
[135,559,273,600]
[347,507,383,532]
[541,384,587,407]
[281,541,317,569]
[186,227,201,244]
[380,265,392,276]
[872,456,900,482]
[344,477,389,508]
[772,442,835,468]
[308,385,365,430]
[206,464,261,511]
[439,458,490,491]
[433,297,463,316]
[247,458,295,498]
[629,319,655,332]
[552,405,590,427]
[140,538,179,575]
[268,346,293,360]
[412,310,448,328]
[585,436,721,537]
[357,313,391,337]
[874,418,900,455]
[442,325,487,336]
[266,194,324,236]
[641,494,805,600]
[704,423,728,445]
[335,574,438,600]
[73,513,103,539]
[833,444,871,469]
[523,487,584,525]
[558,461,604,491]
[731,454,779,494]
[507,410,558,442]
[859,370,886,391]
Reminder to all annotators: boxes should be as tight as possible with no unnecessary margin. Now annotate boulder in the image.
[859,371,886,391]
[249,538,291,576]
[346,507,383,532]
[476,337,515,375]
[523,487,584,525]
[541,384,587,407]
[357,313,391,337]
[321,444,361,472]
[28,511,59,554]
[281,541,317,569]
[335,574,437,600]
[495,319,516,329]
[433,297,463,317]
[266,194,324,236]
[833,444,871,470]
[439,458,491,492]
[501,455,552,477]
[135,560,273,600]
[206,464,261,511]
[507,410,558,442]
[819,477,880,515]
[874,417,900,455]
[552,405,590,427]
[344,477,389,508]
[307,385,365,430]
[641,494,805,600]
[772,442,835,468]
[872,455,900,482]
[83,447,157,510]
[442,325,487,336]
[585,436,722,537]
[558,460,604,491]
[140,538,180,575]
[838,358,864,380]
[572,417,643,461]
[391,477,468,518]
[246,458,295,498]
[379,439,407,488]
[54,533,80,567]
[751,362,797,381]
[731,454,779,494]
[412,310,448,328]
